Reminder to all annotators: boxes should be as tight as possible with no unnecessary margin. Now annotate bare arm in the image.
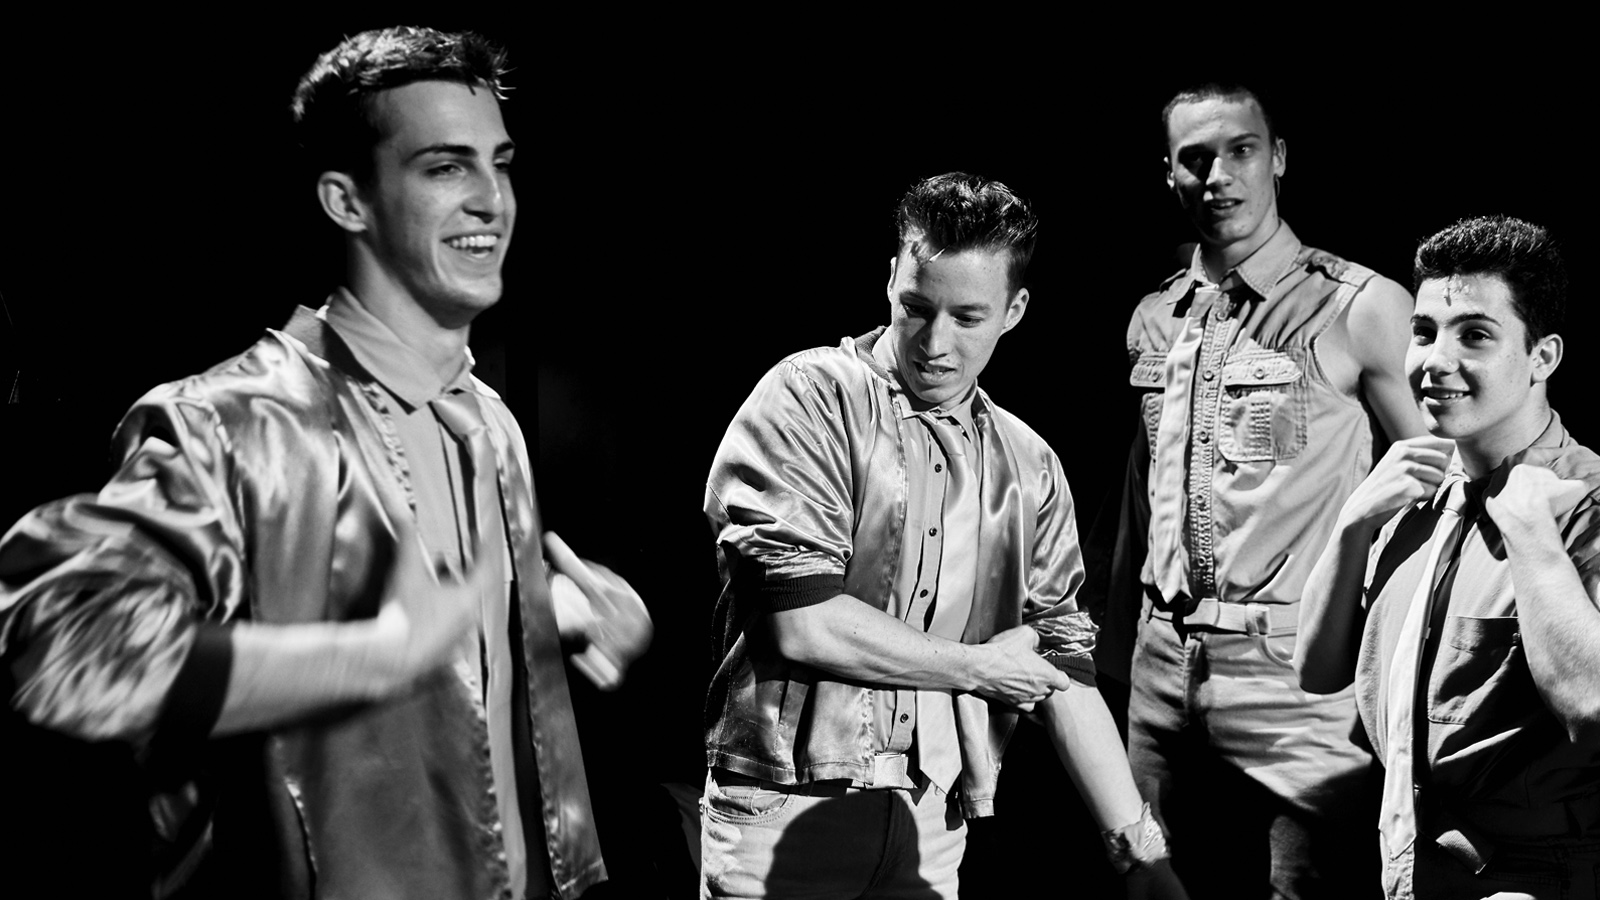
[1346,276,1427,444]
[767,597,1070,710]
[1297,436,1453,693]
[1485,465,1600,742]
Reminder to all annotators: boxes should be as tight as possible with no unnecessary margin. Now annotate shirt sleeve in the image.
[1024,451,1098,687]
[704,360,855,611]
[0,390,245,750]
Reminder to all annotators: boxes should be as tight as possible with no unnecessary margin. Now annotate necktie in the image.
[430,389,526,896]
[1378,478,1468,870]
[1147,284,1220,613]
[916,413,978,794]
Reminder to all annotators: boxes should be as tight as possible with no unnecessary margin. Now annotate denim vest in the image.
[1128,224,1376,611]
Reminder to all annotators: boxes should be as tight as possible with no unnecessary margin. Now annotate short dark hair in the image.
[291,26,511,183]
[1161,83,1278,151]
[894,172,1038,294]
[1414,215,1566,350]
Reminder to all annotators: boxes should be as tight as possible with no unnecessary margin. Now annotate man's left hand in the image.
[1485,464,1590,542]
[544,532,653,690]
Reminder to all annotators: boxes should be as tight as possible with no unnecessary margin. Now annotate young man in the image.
[1114,84,1424,897]
[0,27,645,899]
[1298,216,1600,899]
[700,173,1186,899]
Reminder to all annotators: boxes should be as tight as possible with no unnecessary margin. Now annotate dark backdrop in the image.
[1,15,1591,898]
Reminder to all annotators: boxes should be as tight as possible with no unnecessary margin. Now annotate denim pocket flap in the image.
[1221,354,1302,388]
[1130,351,1167,389]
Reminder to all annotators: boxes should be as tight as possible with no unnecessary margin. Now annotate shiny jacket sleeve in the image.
[705,359,853,611]
[1023,446,1098,686]
[0,388,243,747]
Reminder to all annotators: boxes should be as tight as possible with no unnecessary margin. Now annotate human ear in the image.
[1001,288,1030,334]
[1164,158,1176,193]
[1273,138,1288,178]
[316,171,368,234]
[1532,333,1563,383]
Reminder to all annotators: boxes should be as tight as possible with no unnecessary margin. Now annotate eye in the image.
[1463,327,1493,343]
[1411,323,1435,344]
[957,315,984,327]
[900,301,929,319]
[495,158,514,173]
[428,161,464,177]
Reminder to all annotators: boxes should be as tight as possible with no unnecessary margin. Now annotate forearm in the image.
[1501,524,1600,739]
[213,619,397,735]
[766,595,980,691]
[1039,687,1143,830]
[1295,513,1380,693]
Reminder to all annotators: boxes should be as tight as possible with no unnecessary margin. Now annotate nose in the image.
[1205,155,1233,188]
[464,167,507,222]
[1421,338,1459,376]
[921,313,955,357]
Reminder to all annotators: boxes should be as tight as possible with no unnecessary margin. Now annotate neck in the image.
[1457,403,1554,480]
[345,268,472,382]
[1199,215,1279,282]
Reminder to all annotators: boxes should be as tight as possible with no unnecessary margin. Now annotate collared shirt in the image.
[324,289,532,897]
[1128,222,1382,610]
[1356,411,1600,831]
[865,337,980,789]
[704,328,1097,816]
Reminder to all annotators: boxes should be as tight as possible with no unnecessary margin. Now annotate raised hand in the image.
[971,624,1074,712]
[1340,435,1456,528]
[370,520,488,692]
[1486,463,1591,538]
[543,532,653,691]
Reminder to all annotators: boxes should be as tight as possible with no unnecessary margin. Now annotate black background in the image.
[2,15,1592,898]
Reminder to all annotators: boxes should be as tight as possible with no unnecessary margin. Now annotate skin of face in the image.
[355,80,517,329]
[1409,273,1562,475]
[885,235,1028,410]
[1166,97,1286,271]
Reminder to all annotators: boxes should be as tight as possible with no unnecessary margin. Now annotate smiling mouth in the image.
[914,360,957,382]
[444,234,500,259]
[1205,198,1242,214]
[1421,387,1469,402]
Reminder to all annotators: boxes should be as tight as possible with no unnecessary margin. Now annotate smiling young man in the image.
[1297,216,1600,899]
[700,173,1186,899]
[1111,84,1425,898]
[0,27,647,900]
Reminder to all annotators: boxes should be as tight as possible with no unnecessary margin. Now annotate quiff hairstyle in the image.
[894,172,1039,294]
[291,25,510,184]
[1161,82,1279,151]
[1414,215,1567,351]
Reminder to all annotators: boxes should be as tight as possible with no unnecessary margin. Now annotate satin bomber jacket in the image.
[703,329,1098,817]
[0,307,603,899]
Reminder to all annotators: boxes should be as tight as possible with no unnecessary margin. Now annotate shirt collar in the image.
[322,287,475,411]
[1433,409,1568,510]
[1178,220,1303,302]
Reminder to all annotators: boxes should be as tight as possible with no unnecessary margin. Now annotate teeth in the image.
[445,234,498,250]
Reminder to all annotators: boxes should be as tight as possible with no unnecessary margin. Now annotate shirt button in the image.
[928,527,938,537]
[1198,432,1210,443]
[1202,369,1215,381]
[920,589,929,598]
[900,713,910,723]
[1254,366,1267,379]
[492,821,503,834]
[934,463,943,473]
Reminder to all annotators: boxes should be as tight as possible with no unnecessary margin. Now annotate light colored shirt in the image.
[324,289,530,897]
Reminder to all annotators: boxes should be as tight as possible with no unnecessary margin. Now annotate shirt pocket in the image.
[1426,615,1529,726]
[1217,351,1307,463]
[1130,351,1167,462]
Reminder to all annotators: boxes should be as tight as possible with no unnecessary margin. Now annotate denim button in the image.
[929,527,938,537]
[1202,369,1215,381]
[934,463,943,472]
[900,713,910,723]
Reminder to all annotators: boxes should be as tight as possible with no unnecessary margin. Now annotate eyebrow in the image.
[1412,310,1503,327]
[406,139,517,163]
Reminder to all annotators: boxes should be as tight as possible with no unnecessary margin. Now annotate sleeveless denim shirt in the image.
[1128,223,1377,611]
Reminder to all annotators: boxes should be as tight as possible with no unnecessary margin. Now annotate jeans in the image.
[699,769,965,899]
[1393,834,1600,900]
[1128,615,1380,899]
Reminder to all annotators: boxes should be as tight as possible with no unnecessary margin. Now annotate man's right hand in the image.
[1338,435,1455,529]
[969,625,1074,712]
[369,523,488,695]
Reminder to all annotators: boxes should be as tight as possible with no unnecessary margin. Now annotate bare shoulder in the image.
[1345,274,1414,341]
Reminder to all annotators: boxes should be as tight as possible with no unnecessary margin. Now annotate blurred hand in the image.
[371,520,487,692]
[544,532,653,690]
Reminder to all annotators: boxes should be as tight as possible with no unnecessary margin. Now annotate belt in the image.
[1148,598,1299,636]
[714,753,917,795]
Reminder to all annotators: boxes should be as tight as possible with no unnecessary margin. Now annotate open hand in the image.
[371,520,488,692]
